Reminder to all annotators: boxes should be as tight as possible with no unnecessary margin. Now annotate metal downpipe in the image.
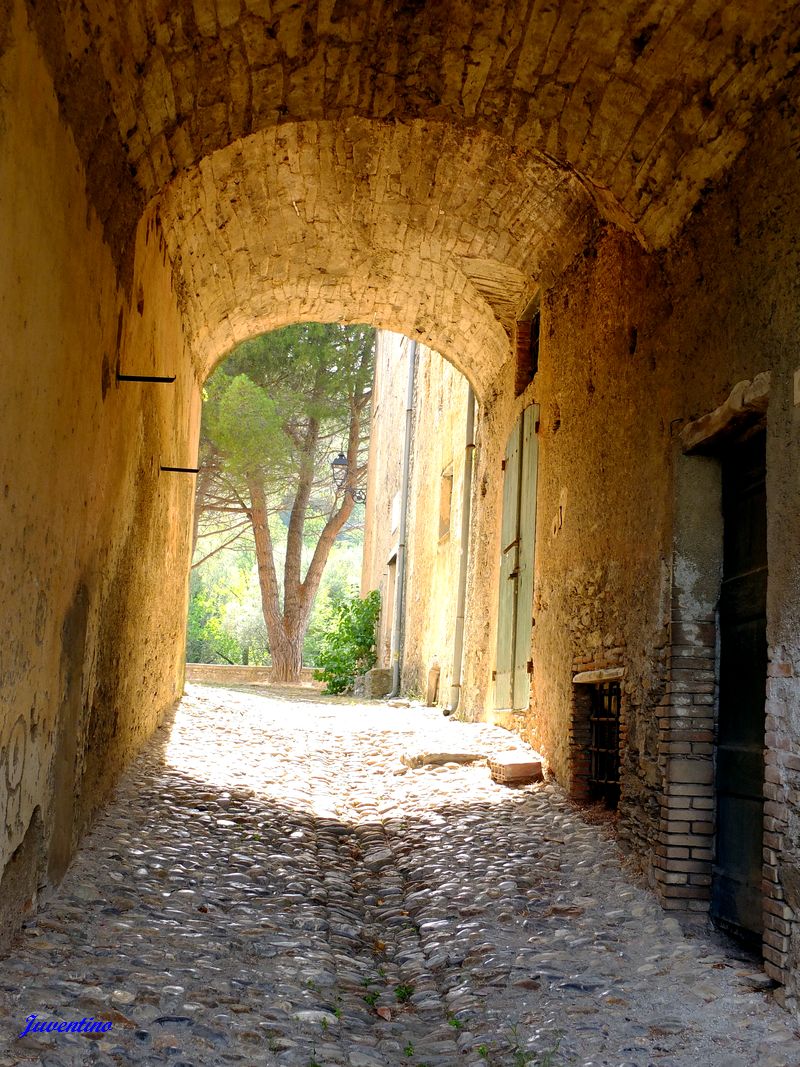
[444,385,475,715]
[388,339,417,699]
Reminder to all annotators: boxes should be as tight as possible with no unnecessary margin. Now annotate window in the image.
[514,295,541,396]
[588,681,621,808]
[439,465,453,541]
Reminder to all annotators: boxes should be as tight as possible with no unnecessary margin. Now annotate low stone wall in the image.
[185,664,320,687]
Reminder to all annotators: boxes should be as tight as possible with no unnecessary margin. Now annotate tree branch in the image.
[191,525,252,569]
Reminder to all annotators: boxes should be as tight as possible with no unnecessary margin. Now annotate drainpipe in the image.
[444,385,475,716]
[388,339,417,698]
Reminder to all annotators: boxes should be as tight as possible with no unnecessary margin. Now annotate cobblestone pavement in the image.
[2,684,800,1067]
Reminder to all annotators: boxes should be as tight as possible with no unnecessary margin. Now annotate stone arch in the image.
[28,0,800,277]
[151,117,596,393]
[7,0,800,975]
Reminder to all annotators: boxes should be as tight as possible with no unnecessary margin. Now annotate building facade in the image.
[362,333,473,705]
[3,0,800,1008]
[363,102,800,990]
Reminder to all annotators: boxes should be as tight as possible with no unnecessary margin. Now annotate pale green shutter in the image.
[512,404,539,709]
[495,420,521,709]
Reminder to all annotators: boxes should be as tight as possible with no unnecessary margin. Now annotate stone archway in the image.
[153,118,595,389]
[4,0,800,975]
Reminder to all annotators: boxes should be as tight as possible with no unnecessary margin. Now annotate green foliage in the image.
[193,323,375,676]
[395,985,414,1003]
[204,373,284,479]
[201,322,375,505]
[314,590,380,694]
[186,569,244,665]
[302,551,360,665]
[186,551,270,665]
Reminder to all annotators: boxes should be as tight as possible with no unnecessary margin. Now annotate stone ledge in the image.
[572,667,625,684]
[185,664,319,686]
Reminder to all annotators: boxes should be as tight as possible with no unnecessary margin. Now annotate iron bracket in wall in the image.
[117,372,177,383]
[160,466,199,473]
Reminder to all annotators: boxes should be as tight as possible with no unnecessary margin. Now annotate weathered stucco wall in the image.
[458,367,525,725]
[0,0,197,946]
[529,227,673,856]
[402,345,471,701]
[361,332,410,668]
[361,333,471,699]
[507,98,800,942]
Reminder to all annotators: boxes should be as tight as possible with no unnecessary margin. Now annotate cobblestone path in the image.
[2,685,799,1067]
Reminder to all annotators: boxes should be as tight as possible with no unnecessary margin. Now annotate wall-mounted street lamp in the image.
[331,451,367,503]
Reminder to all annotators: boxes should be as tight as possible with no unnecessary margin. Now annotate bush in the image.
[314,590,381,694]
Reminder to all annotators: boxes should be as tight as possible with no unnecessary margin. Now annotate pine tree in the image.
[194,323,374,682]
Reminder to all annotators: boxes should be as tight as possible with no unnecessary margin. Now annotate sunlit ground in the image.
[163,683,520,813]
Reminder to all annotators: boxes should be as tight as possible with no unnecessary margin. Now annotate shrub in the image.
[314,589,381,694]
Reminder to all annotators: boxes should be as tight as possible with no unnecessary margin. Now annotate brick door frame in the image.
[654,447,721,914]
[657,380,794,991]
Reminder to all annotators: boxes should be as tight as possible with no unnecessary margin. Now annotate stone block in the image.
[488,752,544,785]
[764,899,794,921]
[766,915,793,936]
[668,759,714,785]
[401,750,486,769]
[355,668,393,699]
[763,930,789,956]
[764,945,788,968]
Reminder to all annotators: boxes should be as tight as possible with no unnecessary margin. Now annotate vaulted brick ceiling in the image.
[29,0,800,374]
[155,119,593,383]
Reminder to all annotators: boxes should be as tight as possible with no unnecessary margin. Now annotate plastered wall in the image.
[524,100,800,904]
[361,334,472,701]
[402,346,471,701]
[361,332,410,665]
[0,0,198,946]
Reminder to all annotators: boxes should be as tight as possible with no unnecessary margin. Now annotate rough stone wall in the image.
[31,0,800,249]
[155,120,583,390]
[0,0,197,946]
[659,99,800,990]
[520,95,800,975]
[528,227,672,867]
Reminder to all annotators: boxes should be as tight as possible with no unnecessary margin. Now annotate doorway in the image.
[711,429,768,947]
[494,405,539,711]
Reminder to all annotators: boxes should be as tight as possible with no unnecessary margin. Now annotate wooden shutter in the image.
[512,404,539,709]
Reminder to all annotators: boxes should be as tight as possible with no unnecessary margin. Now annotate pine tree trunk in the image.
[248,477,307,684]
[269,636,303,683]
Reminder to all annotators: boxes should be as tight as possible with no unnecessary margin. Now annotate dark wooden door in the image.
[712,430,767,947]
